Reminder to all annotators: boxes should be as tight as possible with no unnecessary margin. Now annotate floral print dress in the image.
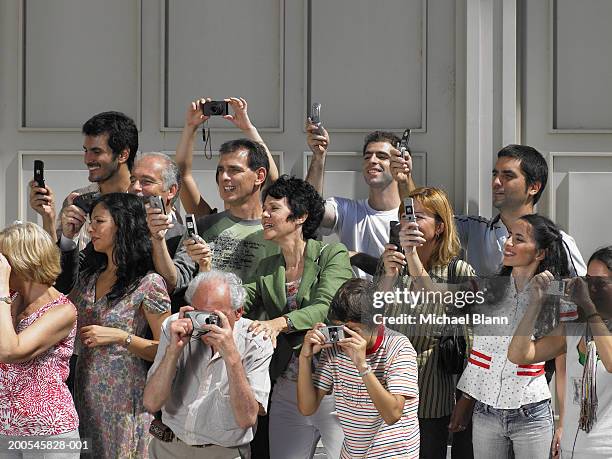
[69,272,170,459]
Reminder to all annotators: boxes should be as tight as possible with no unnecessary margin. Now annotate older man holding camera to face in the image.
[143,270,274,459]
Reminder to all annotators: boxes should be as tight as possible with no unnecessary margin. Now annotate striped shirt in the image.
[385,259,476,418]
[313,327,419,458]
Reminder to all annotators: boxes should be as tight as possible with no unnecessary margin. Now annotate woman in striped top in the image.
[380,187,476,458]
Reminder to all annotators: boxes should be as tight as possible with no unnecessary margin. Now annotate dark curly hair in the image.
[500,214,569,278]
[262,175,325,240]
[84,193,154,305]
[82,111,138,171]
[362,131,401,155]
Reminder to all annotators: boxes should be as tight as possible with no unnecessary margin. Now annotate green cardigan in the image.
[244,238,353,379]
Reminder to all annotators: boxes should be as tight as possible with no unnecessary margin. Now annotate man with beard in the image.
[305,126,411,279]
[58,111,137,250]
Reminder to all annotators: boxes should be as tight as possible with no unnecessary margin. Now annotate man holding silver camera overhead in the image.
[144,270,274,459]
[305,122,415,280]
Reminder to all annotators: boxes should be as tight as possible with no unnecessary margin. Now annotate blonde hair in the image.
[408,187,461,267]
[0,222,61,286]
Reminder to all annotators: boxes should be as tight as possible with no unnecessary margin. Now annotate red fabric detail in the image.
[470,349,492,361]
[366,325,385,355]
[517,369,545,377]
[468,357,491,369]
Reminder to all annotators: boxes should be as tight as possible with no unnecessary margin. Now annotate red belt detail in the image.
[517,369,545,377]
[560,311,577,317]
[518,364,545,369]
[470,349,492,361]
[468,357,490,369]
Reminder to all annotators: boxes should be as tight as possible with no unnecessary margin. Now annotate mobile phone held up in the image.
[396,128,411,159]
[34,160,45,188]
[185,214,198,239]
[148,195,166,215]
[309,102,324,135]
[403,197,416,223]
[389,221,402,252]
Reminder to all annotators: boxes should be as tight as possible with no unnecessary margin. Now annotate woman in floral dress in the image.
[69,193,170,458]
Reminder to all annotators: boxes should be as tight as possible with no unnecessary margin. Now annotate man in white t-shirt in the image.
[305,123,414,279]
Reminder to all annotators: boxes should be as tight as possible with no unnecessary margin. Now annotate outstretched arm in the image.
[175,99,214,217]
[304,119,330,195]
[224,97,278,184]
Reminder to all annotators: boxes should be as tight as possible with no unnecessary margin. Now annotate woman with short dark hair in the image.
[243,176,353,459]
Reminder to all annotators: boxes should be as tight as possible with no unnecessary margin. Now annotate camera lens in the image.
[210,103,222,115]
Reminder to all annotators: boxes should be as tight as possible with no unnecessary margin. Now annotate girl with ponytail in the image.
[452,214,568,458]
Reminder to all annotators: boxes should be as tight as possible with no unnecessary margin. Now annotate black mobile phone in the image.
[396,129,411,159]
[34,160,45,188]
[389,221,402,251]
[73,192,100,214]
[149,195,166,214]
[185,214,198,238]
[404,198,416,223]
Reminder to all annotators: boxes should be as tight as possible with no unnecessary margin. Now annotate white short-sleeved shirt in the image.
[323,197,398,279]
[455,214,587,277]
[148,316,274,447]
[457,279,551,409]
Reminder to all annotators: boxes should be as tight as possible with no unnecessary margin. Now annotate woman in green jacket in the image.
[245,175,353,459]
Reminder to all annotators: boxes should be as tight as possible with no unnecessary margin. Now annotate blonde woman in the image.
[0,223,79,457]
[381,187,476,459]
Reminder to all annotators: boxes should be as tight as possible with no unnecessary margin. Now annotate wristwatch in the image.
[284,315,296,332]
[358,363,373,377]
[0,296,12,305]
[124,334,132,348]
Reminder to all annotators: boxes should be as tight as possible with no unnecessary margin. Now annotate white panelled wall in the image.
[1,0,611,254]
[2,0,460,228]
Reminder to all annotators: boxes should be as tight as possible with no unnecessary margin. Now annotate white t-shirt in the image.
[322,197,398,279]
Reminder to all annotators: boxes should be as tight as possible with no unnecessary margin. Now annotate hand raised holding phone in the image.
[390,129,413,183]
[306,102,329,157]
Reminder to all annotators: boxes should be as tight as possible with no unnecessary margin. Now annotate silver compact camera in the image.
[184,311,220,336]
[546,279,569,297]
[320,325,345,344]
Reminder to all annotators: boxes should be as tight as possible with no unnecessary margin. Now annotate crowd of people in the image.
[0,97,611,459]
